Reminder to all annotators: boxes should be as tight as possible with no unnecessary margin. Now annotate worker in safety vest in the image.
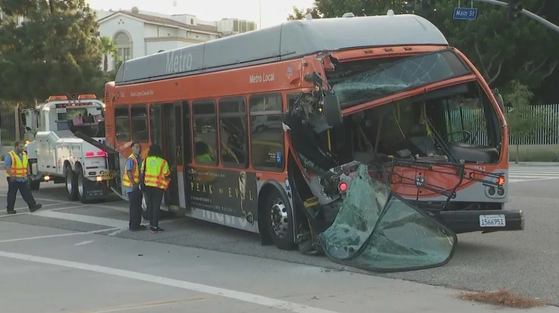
[140,143,170,233]
[122,142,146,231]
[4,141,42,214]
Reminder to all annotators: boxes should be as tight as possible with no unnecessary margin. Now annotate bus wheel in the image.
[265,188,296,250]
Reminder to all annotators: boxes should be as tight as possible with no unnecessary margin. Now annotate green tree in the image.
[0,0,107,104]
[288,6,321,20]
[503,80,551,163]
[99,36,116,74]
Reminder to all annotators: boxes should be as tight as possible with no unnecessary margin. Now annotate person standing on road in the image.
[4,141,42,214]
[140,144,170,233]
[123,142,146,231]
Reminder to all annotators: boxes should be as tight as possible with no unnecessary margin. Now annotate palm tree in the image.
[98,36,116,73]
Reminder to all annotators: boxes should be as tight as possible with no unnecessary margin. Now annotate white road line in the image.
[0,250,337,313]
[32,211,128,229]
[74,240,94,246]
[14,202,62,210]
[107,228,127,237]
[0,228,117,244]
[0,205,91,218]
[0,194,129,212]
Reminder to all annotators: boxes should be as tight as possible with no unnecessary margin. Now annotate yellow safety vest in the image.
[141,156,170,190]
[5,150,28,178]
[122,154,140,187]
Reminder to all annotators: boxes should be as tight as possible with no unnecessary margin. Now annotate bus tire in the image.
[264,187,296,250]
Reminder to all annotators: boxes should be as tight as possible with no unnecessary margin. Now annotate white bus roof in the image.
[114,13,448,86]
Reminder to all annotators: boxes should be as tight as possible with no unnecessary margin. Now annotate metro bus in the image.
[102,12,524,256]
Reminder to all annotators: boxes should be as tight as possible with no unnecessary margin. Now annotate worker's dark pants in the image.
[6,178,37,211]
[128,188,143,229]
[144,186,164,228]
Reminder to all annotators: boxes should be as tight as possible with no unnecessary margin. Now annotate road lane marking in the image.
[0,194,129,212]
[71,297,210,313]
[32,211,128,229]
[74,240,94,246]
[14,202,61,210]
[0,228,118,243]
[0,205,86,218]
[0,251,338,313]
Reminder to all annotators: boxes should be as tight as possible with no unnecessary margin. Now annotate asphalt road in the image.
[1,165,558,307]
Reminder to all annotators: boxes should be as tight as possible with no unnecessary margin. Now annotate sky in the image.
[86,0,316,28]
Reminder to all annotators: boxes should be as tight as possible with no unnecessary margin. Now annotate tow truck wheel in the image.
[27,165,40,191]
[264,188,296,250]
[65,167,78,201]
[76,169,90,204]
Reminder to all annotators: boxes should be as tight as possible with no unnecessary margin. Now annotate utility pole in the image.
[469,0,559,34]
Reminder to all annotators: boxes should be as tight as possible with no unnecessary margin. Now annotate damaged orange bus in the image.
[100,12,524,271]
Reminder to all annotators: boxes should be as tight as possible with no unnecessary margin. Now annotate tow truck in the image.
[20,94,111,203]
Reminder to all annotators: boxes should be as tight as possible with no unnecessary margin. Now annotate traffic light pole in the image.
[469,0,559,34]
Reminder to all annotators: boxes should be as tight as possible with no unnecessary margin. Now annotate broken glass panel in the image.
[328,50,472,108]
[318,164,456,272]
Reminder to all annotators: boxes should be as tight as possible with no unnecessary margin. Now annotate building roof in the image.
[98,10,219,34]
[115,13,449,86]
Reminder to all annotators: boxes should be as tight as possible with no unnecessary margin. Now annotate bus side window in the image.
[131,105,149,142]
[193,100,218,165]
[114,106,130,142]
[249,93,284,172]
[218,97,248,168]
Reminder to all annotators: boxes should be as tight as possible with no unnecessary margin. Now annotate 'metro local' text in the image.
[249,72,275,84]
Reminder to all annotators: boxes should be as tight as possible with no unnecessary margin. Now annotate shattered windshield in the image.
[327,50,472,108]
[318,164,456,272]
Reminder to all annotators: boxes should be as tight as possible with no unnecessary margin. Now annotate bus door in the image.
[161,103,181,208]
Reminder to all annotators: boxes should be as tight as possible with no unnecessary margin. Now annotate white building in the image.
[96,7,223,72]
[95,8,258,72]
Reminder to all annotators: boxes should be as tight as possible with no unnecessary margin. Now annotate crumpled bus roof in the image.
[115,14,448,86]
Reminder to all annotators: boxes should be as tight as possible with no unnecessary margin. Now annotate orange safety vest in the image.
[122,154,140,187]
[5,150,28,178]
[141,156,170,190]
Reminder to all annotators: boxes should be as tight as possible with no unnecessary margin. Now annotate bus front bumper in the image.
[438,209,524,234]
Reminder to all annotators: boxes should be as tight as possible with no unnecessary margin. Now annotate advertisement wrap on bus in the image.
[94,12,524,272]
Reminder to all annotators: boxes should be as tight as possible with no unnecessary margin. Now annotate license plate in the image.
[479,214,506,227]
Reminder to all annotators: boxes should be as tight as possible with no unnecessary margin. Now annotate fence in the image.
[450,103,559,146]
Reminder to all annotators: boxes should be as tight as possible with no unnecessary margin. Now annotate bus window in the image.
[249,93,284,172]
[150,104,162,146]
[219,97,248,168]
[131,106,148,142]
[193,100,217,165]
[114,106,130,142]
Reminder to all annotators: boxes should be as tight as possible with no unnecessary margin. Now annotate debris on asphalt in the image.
[456,289,546,308]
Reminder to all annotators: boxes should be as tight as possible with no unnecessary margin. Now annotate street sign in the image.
[453,7,479,20]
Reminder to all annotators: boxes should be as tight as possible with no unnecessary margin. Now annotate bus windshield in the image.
[349,80,501,164]
[327,50,472,108]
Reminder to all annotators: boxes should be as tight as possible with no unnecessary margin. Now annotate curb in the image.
[511,162,559,167]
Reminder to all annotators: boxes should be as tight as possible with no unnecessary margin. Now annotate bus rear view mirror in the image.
[323,94,343,127]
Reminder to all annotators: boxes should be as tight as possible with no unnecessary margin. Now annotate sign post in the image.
[453,7,479,20]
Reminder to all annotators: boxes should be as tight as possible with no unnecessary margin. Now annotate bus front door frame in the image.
[161,103,181,208]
